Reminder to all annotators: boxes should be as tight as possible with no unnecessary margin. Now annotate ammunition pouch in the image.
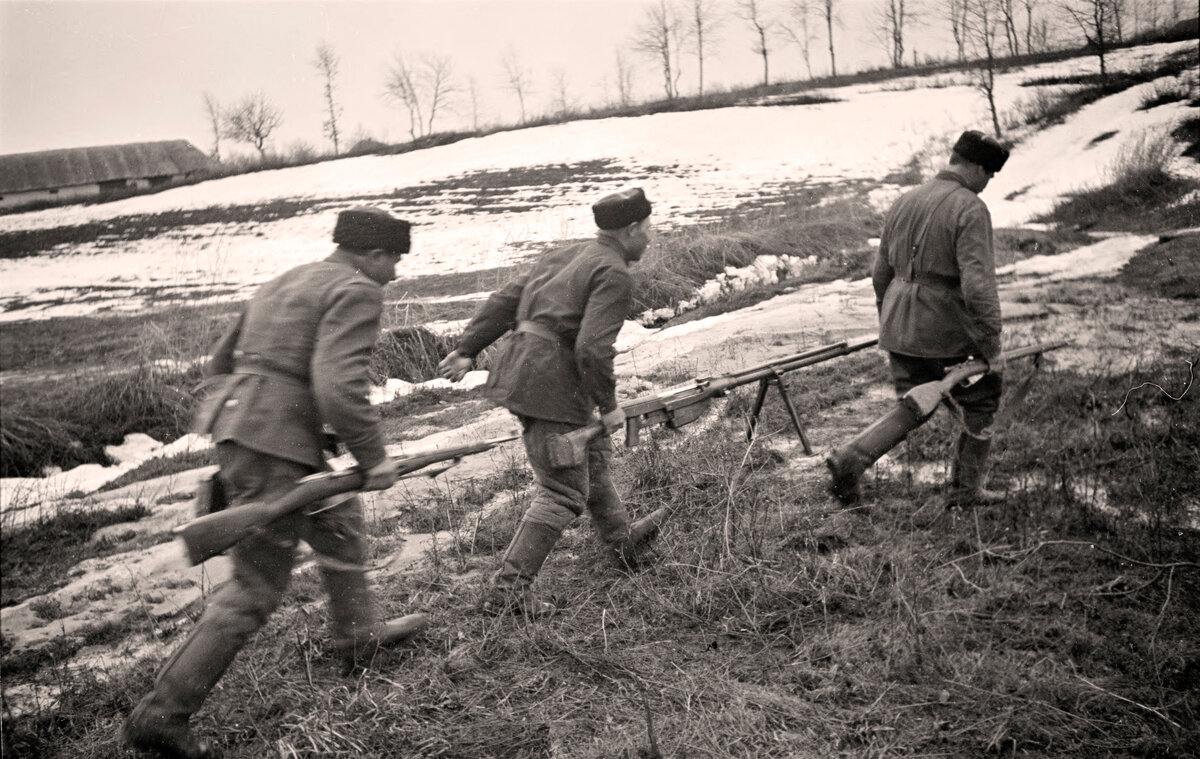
[193,471,229,519]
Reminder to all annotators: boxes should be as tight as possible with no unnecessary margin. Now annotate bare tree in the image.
[738,0,777,86]
[1022,0,1040,52]
[686,0,723,95]
[999,0,1021,53]
[615,47,637,107]
[201,91,222,161]
[948,0,970,62]
[964,0,1004,136]
[467,76,482,131]
[385,56,424,141]
[1062,0,1121,79]
[313,43,342,155]
[501,48,533,123]
[421,54,457,136]
[782,0,817,78]
[634,0,684,100]
[222,92,283,159]
[384,54,457,140]
[823,0,839,76]
[873,0,915,69]
[550,69,575,116]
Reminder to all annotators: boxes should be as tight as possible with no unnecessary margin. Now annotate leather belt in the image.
[515,320,568,348]
[233,352,309,383]
[902,271,961,289]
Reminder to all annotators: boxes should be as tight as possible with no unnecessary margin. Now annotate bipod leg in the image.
[746,378,771,442]
[773,371,813,455]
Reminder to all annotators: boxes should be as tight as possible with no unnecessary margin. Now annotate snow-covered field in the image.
[1,41,1195,321]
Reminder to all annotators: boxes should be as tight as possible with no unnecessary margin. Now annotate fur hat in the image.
[333,207,411,255]
[592,188,653,230]
[952,130,1010,173]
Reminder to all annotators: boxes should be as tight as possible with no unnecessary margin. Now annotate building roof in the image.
[0,140,216,194]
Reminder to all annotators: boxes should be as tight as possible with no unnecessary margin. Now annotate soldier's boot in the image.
[480,520,560,618]
[826,401,927,506]
[123,617,237,759]
[946,433,1006,508]
[323,568,430,673]
[587,495,640,569]
[611,508,670,569]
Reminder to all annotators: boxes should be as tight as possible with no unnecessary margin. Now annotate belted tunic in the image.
[454,236,632,425]
[195,250,387,471]
[872,171,1002,361]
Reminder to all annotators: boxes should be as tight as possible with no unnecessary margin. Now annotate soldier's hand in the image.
[362,458,399,491]
[600,407,625,436]
[986,354,1006,375]
[437,351,472,382]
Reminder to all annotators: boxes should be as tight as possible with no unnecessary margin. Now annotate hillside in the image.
[2,39,1199,758]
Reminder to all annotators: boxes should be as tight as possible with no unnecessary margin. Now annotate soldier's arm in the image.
[872,221,894,315]
[955,204,1002,361]
[453,273,529,358]
[204,312,244,377]
[311,282,388,471]
[576,264,633,414]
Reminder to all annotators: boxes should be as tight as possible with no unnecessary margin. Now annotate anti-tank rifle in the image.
[547,336,879,468]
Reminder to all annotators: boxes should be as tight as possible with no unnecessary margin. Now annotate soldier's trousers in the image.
[132,442,378,727]
[491,416,630,590]
[888,353,1003,434]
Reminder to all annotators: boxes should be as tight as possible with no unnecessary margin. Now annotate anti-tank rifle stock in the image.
[547,336,879,468]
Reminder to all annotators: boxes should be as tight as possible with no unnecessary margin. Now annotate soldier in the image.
[124,207,429,759]
[862,130,1011,508]
[437,188,664,617]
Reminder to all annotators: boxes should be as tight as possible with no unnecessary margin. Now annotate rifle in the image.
[826,341,1068,505]
[547,336,879,468]
[174,433,520,565]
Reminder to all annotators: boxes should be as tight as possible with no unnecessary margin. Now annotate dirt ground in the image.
[3,229,1195,728]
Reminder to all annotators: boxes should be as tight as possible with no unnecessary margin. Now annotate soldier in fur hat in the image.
[437,188,665,617]
[841,130,1012,509]
[124,207,429,759]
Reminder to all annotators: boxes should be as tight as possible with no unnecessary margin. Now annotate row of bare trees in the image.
[200,0,1189,160]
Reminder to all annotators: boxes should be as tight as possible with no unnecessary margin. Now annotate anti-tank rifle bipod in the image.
[547,336,879,468]
[174,432,520,565]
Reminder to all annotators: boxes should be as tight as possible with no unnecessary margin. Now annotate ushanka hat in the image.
[593,188,653,230]
[952,130,1011,173]
[333,207,411,255]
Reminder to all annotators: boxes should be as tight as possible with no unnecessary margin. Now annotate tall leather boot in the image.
[586,486,639,568]
[123,616,239,758]
[323,569,430,672]
[481,519,561,617]
[947,432,1005,508]
[614,508,670,569]
[826,400,928,506]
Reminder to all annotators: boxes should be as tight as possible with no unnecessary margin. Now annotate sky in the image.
[0,0,994,157]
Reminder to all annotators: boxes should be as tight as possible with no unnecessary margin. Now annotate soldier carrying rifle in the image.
[830,130,1012,508]
[438,188,664,618]
[125,208,429,759]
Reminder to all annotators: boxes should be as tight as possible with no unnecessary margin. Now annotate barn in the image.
[0,140,216,210]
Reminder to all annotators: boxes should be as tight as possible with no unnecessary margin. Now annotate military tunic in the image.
[873,171,1002,362]
[197,249,388,471]
[455,236,632,424]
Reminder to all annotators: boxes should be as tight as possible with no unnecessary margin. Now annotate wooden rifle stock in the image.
[173,433,519,565]
[826,341,1068,504]
[546,336,879,468]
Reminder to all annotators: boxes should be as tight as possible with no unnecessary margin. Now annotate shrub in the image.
[1137,77,1195,110]
[0,365,202,478]
[369,325,459,383]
